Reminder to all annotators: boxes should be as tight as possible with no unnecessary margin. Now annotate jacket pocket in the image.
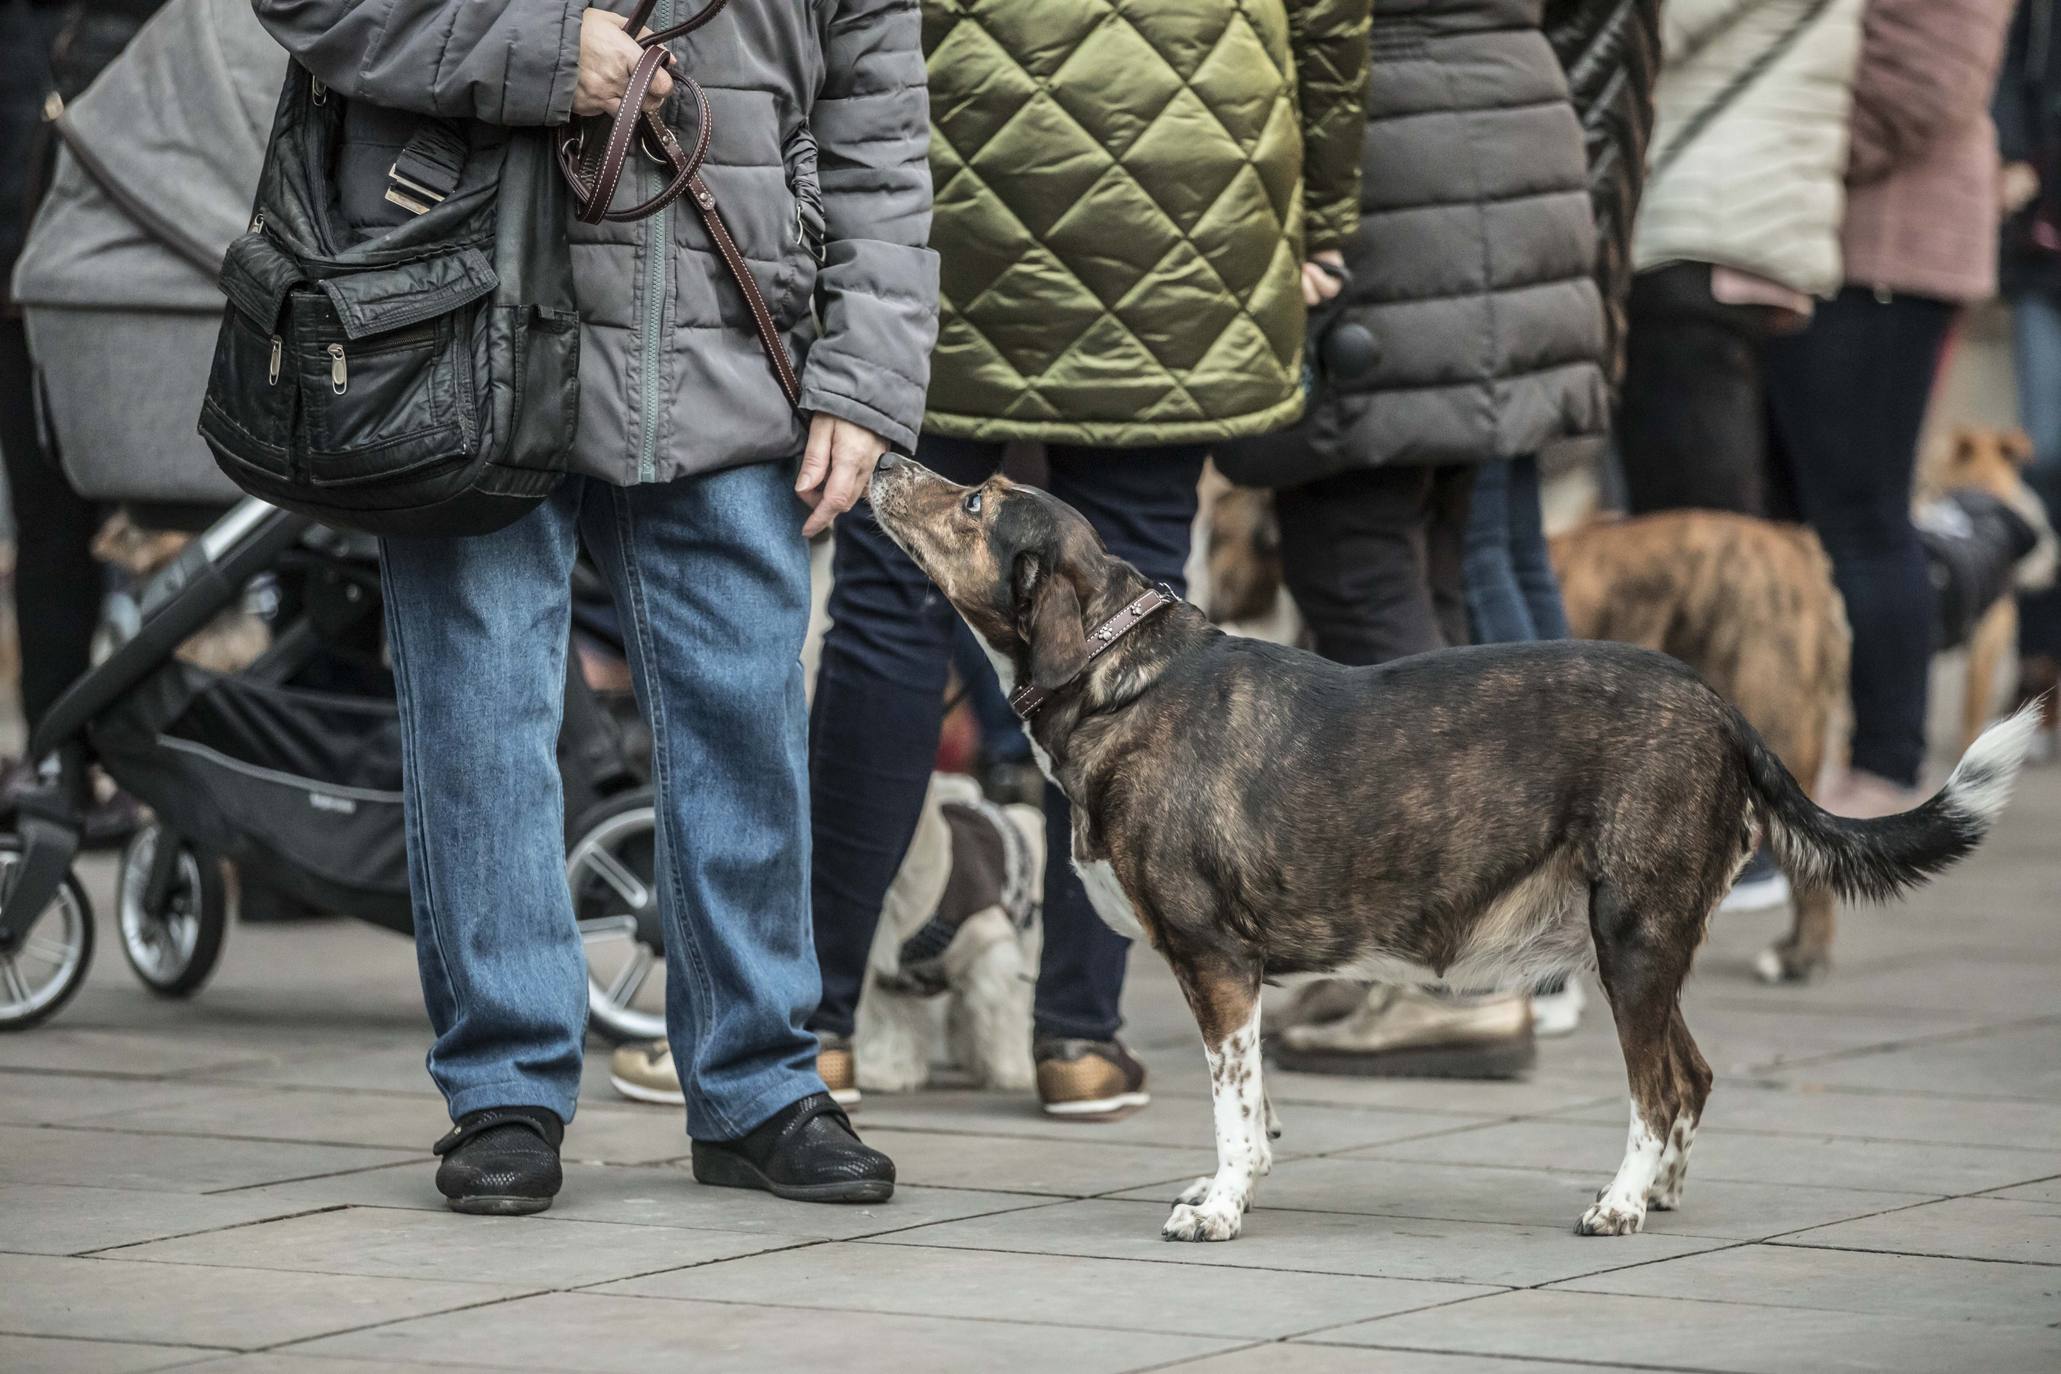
[200,231,305,479]
[293,248,497,487]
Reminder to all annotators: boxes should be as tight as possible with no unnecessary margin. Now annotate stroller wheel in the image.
[569,788,665,1045]
[0,836,95,1030]
[117,826,228,997]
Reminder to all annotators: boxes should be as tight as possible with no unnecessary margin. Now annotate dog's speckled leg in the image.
[1580,1102,1662,1235]
[1646,1111,1698,1211]
[1164,998,1267,1242]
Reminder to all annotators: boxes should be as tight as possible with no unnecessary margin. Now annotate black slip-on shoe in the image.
[433,1106,565,1216]
[690,1091,894,1204]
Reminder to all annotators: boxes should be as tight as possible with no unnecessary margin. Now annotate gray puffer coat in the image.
[1221,0,1606,486]
[250,0,939,486]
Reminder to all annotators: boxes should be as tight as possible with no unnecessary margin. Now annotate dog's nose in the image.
[876,450,906,472]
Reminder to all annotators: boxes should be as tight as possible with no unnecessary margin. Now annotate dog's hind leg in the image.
[1164,961,1267,1242]
[1583,881,1705,1236]
[1646,1008,1713,1211]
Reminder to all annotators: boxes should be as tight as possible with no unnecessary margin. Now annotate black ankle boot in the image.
[691,1092,894,1203]
[433,1106,564,1215]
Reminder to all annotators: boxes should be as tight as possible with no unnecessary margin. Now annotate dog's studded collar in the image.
[1008,584,1179,720]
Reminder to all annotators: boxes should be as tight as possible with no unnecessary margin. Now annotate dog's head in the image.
[868,456,1136,701]
[1928,427,2058,591]
[1205,478,1284,626]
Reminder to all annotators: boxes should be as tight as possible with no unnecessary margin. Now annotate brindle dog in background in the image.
[870,455,2037,1243]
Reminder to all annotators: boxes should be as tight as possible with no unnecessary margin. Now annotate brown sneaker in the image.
[1273,986,1535,1079]
[818,1033,861,1108]
[1034,1037,1150,1120]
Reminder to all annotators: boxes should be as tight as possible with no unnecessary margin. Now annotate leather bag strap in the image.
[557,0,800,409]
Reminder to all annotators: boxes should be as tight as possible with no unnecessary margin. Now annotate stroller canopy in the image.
[11,0,283,313]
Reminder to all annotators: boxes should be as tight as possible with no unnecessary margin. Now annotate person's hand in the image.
[1302,250,1346,307]
[2002,161,2042,218]
[573,9,673,119]
[797,414,889,537]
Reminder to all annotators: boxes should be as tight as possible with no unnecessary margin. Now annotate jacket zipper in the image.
[636,0,673,484]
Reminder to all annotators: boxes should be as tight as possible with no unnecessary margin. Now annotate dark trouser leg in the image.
[0,316,101,732]
[1765,288,1956,788]
[1036,443,1207,1041]
[2013,291,2061,662]
[807,436,1003,1039]
[1277,465,1463,666]
[1618,264,1774,517]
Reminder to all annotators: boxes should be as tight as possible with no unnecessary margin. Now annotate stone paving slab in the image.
[0,1123,417,1194]
[851,1126,1216,1196]
[1111,1156,1942,1242]
[1313,1288,2061,1373]
[1761,1021,2061,1099]
[597,1240,1498,1339]
[0,1333,206,1374]
[1164,1350,1683,1374]
[108,1205,806,1287]
[0,1252,535,1351]
[1775,1196,2061,1265]
[227,1158,1056,1238]
[1545,1079,2061,1148]
[858,1086,1499,1155]
[1353,1115,2061,1196]
[291,1291,1244,1373]
[0,1182,332,1256]
[1550,1242,2061,1325]
[868,1197,1731,1286]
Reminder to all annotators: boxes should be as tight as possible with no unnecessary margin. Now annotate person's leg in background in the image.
[1766,288,1956,809]
[1503,454,1572,640]
[1617,265,1775,517]
[1271,462,1536,1076]
[1463,459,1539,644]
[2010,287,2061,756]
[1031,443,1206,1118]
[1275,465,1455,666]
[804,436,1002,1100]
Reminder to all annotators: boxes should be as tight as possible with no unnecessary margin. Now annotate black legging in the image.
[1764,288,1957,789]
[0,314,100,734]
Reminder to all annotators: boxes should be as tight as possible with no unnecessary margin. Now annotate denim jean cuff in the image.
[690,1070,827,1144]
[443,1080,578,1127]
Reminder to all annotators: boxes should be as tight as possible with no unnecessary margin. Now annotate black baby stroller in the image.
[0,0,670,1036]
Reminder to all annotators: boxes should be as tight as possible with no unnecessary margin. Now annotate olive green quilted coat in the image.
[922,0,1373,446]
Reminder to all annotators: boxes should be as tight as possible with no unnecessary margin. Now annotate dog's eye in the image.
[963,491,983,516]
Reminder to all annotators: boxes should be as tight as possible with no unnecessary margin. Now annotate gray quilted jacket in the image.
[250,0,939,485]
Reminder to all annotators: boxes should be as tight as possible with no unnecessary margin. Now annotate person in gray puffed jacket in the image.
[247,0,936,1213]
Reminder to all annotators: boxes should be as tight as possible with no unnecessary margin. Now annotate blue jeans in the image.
[2013,291,2061,661]
[808,437,1206,1043]
[1462,456,1569,645]
[379,466,824,1139]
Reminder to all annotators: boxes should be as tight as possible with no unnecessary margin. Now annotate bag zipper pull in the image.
[250,213,265,234]
[326,343,348,395]
[268,335,283,386]
[311,77,327,105]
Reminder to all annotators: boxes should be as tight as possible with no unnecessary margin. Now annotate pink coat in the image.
[1840,0,2016,303]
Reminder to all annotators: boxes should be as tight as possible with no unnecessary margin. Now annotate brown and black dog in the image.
[870,456,2035,1242]
[1552,512,1850,984]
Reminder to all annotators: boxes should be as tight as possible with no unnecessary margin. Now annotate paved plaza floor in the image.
[3,763,2058,1373]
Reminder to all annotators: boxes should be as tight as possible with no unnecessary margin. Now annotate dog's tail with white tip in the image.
[1737,702,2042,904]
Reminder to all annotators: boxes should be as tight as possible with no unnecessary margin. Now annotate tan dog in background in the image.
[92,514,271,675]
[1552,513,1850,983]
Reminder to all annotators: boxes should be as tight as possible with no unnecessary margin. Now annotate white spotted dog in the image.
[855,772,1044,1095]
[867,456,2039,1242]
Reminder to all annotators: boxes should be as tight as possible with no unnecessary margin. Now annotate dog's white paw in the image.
[1577,1199,1647,1236]
[1175,1176,1213,1206]
[1163,1195,1244,1242]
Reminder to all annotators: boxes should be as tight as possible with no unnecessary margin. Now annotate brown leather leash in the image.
[557,0,801,408]
[1008,585,1180,720]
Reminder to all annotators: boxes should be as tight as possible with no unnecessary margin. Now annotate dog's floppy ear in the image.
[1014,551,1091,693]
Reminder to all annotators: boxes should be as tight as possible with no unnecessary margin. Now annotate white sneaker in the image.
[1717,867,1792,915]
[1529,981,1585,1038]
